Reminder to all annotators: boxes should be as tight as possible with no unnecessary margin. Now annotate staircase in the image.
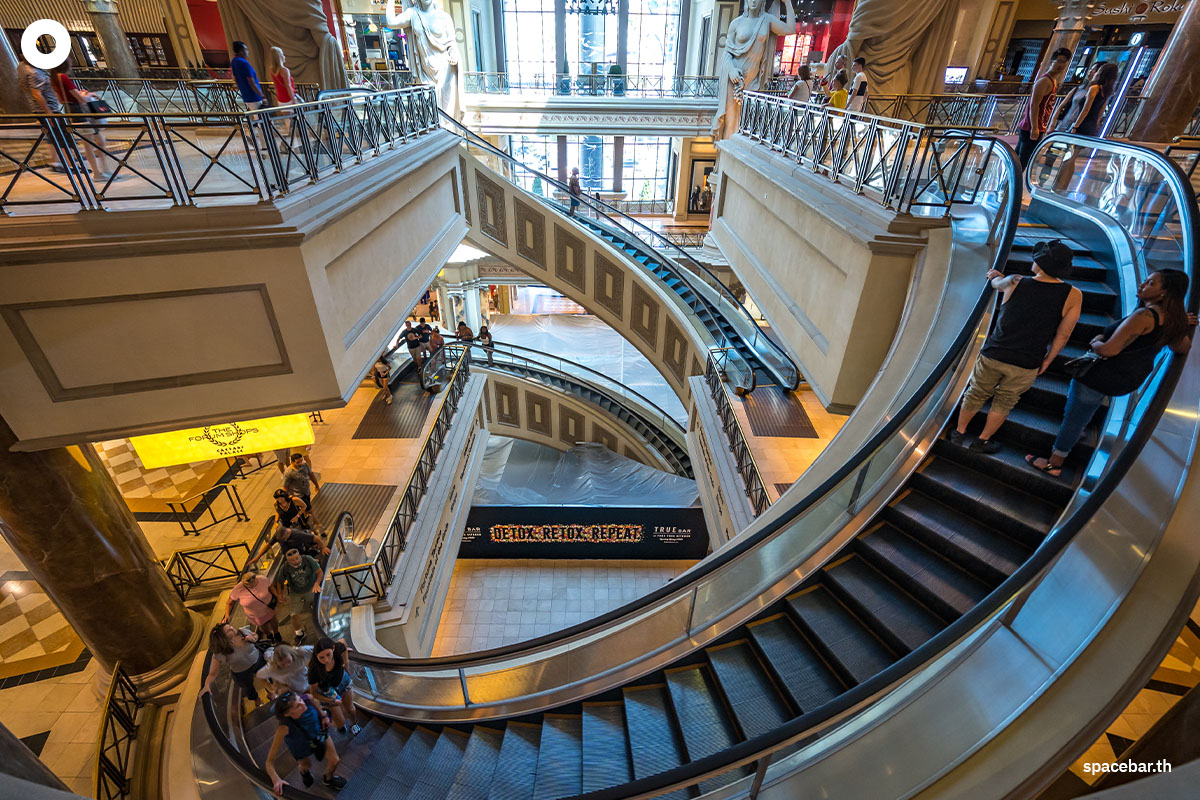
[233,214,1118,800]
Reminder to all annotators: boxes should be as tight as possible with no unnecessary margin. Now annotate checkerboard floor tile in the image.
[0,575,83,679]
[92,439,215,500]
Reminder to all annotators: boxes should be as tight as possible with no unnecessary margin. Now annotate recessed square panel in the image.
[554,224,586,292]
[593,254,625,320]
[559,406,584,447]
[630,284,660,352]
[475,170,508,247]
[514,199,547,270]
[663,319,689,383]
[591,423,618,452]
[493,382,520,427]
[525,390,553,436]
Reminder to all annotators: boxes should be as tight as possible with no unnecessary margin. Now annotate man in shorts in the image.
[275,548,323,645]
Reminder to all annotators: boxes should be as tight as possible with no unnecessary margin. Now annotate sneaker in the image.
[969,438,1001,454]
[294,631,307,645]
[324,774,347,790]
[948,430,965,447]
[301,771,315,788]
[350,723,362,736]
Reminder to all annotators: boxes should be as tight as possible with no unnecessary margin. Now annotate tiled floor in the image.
[431,559,696,656]
[92,438,216,500]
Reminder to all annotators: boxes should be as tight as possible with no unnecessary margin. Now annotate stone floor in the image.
[431,558,696,656]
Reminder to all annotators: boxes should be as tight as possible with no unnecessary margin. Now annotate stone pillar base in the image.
[93,610,207,702]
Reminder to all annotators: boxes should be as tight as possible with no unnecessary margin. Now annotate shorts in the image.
[961,355,1039,417]
[284,733,327,760]
[289,589,315,621]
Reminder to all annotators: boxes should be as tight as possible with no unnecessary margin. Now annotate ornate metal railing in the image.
[74,65,232,80]
[705,349,770,516]
[0,85,439,214]
[162,541,252,601]
[329,345,472,604]
[738,92,1002,216]
[74,78,320,116]
[864,93,1031,133]
[93,662,142,800]
[1165,139,1200,192]
[463,72,718,98]
[661,230,707,248]
[347,69,417,91]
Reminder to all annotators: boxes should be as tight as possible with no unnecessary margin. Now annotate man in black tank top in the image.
[952,240,1083,453]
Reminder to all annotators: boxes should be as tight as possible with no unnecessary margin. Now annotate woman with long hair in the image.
[269,46,296,138]
[1027,269,1195,477]
[1056,61,1119,137]
[200,622,267,703]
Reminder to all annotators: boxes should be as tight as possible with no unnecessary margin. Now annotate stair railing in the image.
[706,349,770,515]
[440,111,801,392]
[164,482,249,536]
[162,541,252,602]
[92,662,143,800]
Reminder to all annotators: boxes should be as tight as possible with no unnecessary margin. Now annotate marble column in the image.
[84,0,140,78]
[1037,0,1091,75]
[1127,0,1200,142]
[0,416,199,690]
[0,721,69,792]
[159,0,206,69]
[461,284,483,330]
[0,27,22,113]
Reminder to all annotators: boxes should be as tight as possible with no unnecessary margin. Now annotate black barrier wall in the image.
[460,506,708,559]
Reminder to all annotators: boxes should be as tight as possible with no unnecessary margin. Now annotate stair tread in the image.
[824,556,945,653]
[622,685,689,786]
[533,716,582,800]
[913,458,1061,542]
[446,727,505,800]
[746,615,844,713]
[786,586,895,686]
[408,730,471,800]
[487,723,541,800]
[706,641,791,737]
[664,666,745,792]
[858,525,992,619]
[581,703,633,793]
[374,726,439,800]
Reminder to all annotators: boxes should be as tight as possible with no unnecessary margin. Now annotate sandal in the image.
[1024,454,1062,478]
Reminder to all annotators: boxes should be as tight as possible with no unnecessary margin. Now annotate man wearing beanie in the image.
[951,239,1082,453]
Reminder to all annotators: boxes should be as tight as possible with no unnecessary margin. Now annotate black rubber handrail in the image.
[342,134,1023,669]
[440,111,799,391]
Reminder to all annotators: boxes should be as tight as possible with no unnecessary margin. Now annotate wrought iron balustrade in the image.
[165,482,249,536]
[463,72,718,98]
[93,662,142,800]
[163,541,252,601]
[329,346,473,604]
[705,350,770,516]
[74,78,320,116]
[0,85,440,215]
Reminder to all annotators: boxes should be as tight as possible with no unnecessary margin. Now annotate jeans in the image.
[1053,379,1108,458]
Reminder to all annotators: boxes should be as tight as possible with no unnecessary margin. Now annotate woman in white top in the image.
[787,65,813,104]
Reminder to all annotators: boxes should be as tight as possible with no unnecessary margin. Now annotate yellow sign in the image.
[130,414,315,469]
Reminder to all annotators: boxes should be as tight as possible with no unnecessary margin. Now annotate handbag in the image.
[1063,351,1103,379]
[87,98,113,115]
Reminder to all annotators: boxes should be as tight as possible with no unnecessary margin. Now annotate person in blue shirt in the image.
[263,692,347,791]
[230,41,266,109]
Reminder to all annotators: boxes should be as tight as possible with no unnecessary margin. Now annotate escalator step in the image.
[371,726,438,800]
[487,722,541,800]
[1070,278,1120,315]
[705,640,792,736]
[446,726,505,800]
[912,458,1060,547]
[883,490,1027,586]
[746,614,844,713]
[533,715,582,800]
[336,717,391,776]
[856,524,991,621]
[664,666,746,792]
[930,438,1076,508]
[581,702,633,792]
[622,685,689,787]
[824,555,944,654]
[408,729,471,800]
[786,585,895,687]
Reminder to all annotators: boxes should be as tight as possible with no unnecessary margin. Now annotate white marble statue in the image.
[217,0,347,90]
[388,0,462,120]
[711,0,795,142]
[824,0,960,97]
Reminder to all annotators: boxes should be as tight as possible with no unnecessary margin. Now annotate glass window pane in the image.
[565,135,615,193]
[627,0,682,81]
[503,0,557,86]
[623,135,674,204]
[512,134,558,195]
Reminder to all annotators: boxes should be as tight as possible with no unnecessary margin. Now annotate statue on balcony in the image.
[824,0,959,97]
[388,0,462,120]
[216,0,347,90]
[711,0,794,142]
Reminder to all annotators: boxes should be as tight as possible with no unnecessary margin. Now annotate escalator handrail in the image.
[343,135,1022,669]
[440,110,801,389]
[466,338,686,432]
[563,130,1200,800]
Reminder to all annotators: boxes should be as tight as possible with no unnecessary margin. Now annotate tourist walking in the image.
[568,167,582,216]
[201,623,268,705]
[269,46,296,138]
[372,353,393,405]
[402,320,423,368]
[225,572,282,642]
[283,452,320,513]
[456,320,475,342]
[263,692,347,792]
[1026,270,1195,476]
[275,548,324,645]
[231,41,267,110]
[951,239,1082,452]
[477,324,495,366]
[257,643,315,697]
[1016,47,1072,170]
[50,58,114,179]
[17,51,68,174]
[308,637,361,735]
[273,488,312,530]
[847,57,869,112]
[417,317,433,360]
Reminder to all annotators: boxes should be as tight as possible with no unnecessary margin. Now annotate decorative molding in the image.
[591,422,617,452]
[514,198,547,270]
[629,284,660,353]
[458,157,471,225]
[493,381,520,426]
[524,390,553,436]
[475,169,508,247]
[691,357,704,378]
[0,284,290,402]
[663,319,689,383]
[592,253,625,321]
[554,224,587,291]
[559,406,584,446]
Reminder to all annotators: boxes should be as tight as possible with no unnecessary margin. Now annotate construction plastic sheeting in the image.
[473,437,699,507]
[487,314,687,424]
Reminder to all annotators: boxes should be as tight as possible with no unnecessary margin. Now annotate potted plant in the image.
[609,63,625,96]
[557,57,572,95]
